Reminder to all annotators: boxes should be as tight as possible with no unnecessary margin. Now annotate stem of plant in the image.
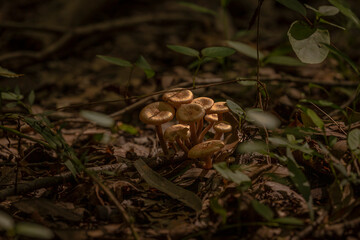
[192,57,202,88]
[0,125,52,149]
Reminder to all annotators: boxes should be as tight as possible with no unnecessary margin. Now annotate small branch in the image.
[0,162,126,201]
[0,125,51,149]
[0,14,203,63]
[54,76,359,112]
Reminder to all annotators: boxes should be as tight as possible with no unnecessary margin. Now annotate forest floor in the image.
[1,0,360,239]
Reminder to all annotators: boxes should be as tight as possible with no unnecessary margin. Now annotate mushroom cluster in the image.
[139,88,234,169]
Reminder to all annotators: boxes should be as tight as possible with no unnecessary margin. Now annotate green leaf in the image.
[348,128,360,151]
[134,159,202,211]
[80,110,115,128]
[135,55,155,79]
[213,162,251,186]
[264,55,305,66]
[28,90,35,105]
[167,45,200,57]
[288,21,330,64]
[300,99,341,110]
[276,0,307,17]
[97,55,133,68]
[0,66,23,78]
[251,200,274,221]
[322,43,359,74]
[0,211,14,230]
[246,109,281,130]
[178,2,217,16]
[328,0,360,27]
[319,5,339,16]
[286,151,311,201]
[298,105,324,129]
[237,141,268,154]
[210,198,227,224]
[272,217,304,225]
[15,222,54,239]
[1,92,23,101]
[226,100,245,118]
[201,47,236,58]
[117,123,138,135]
[64,159,78,178]
[319,18,346,30]
[226,41,264,59]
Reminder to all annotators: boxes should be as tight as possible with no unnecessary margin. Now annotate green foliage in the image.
[134,159,202,211]
[97,55,133,67]
[328,0,360,27]
[214,162,251,187]
[0,66,23,78]
[167,45,200,57]
[178,1,217,16]
[201,47,236,58]
[227,40,264,59]
[288,21,330,64]
[348,129,360,153]
[97,54,155,79]
[276,0,307,17]
[210,198,227,224]
[0,211,53,239]
[80,110,115,128]
[251,200,274,221]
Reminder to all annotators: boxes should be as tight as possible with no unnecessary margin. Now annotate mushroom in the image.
[197,114,218,143]
[139,101,175,156]
[164,124,191,153]
[208,101,229,121]
[176,103,205,145]
[191,97,214,134]
[162,88,194,108]
[213,121,232,140]
[188,140,225,169]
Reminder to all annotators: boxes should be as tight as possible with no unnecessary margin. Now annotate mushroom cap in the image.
[162,88,194,105]
[176,103,205,123]
[208,101,230,114]
[139,102,175,125]
[164,124,190,141]
[213,121,232,133]
[192,97,214,112]
[204,114,218,123]
[188,140,225,159]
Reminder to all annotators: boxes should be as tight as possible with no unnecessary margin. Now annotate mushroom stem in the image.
[213,132,223,140]
[218,113,223,121]
[202,156,213,169]
[197,122,214,143]
[155,125,169,156]
[196,118,204,136]
[189,122,198,145]
[175,136,189,153]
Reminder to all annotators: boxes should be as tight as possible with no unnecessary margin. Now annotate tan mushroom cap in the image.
[188,140,225,159]
[208,101,229,114]
[162,88,194,105]
[139,102,175,125]
[213,121,232,133]
[164,124,190,141]
[204,114,218,122]
[176,103,205,123]
[192,97,214,112]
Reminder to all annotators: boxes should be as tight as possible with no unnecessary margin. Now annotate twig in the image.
[291,210,327,240]
[0,125,51,149]
[0,162,126,201]
[0,14,203,63]
[54,76,359,112]
[309,102,347,135]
